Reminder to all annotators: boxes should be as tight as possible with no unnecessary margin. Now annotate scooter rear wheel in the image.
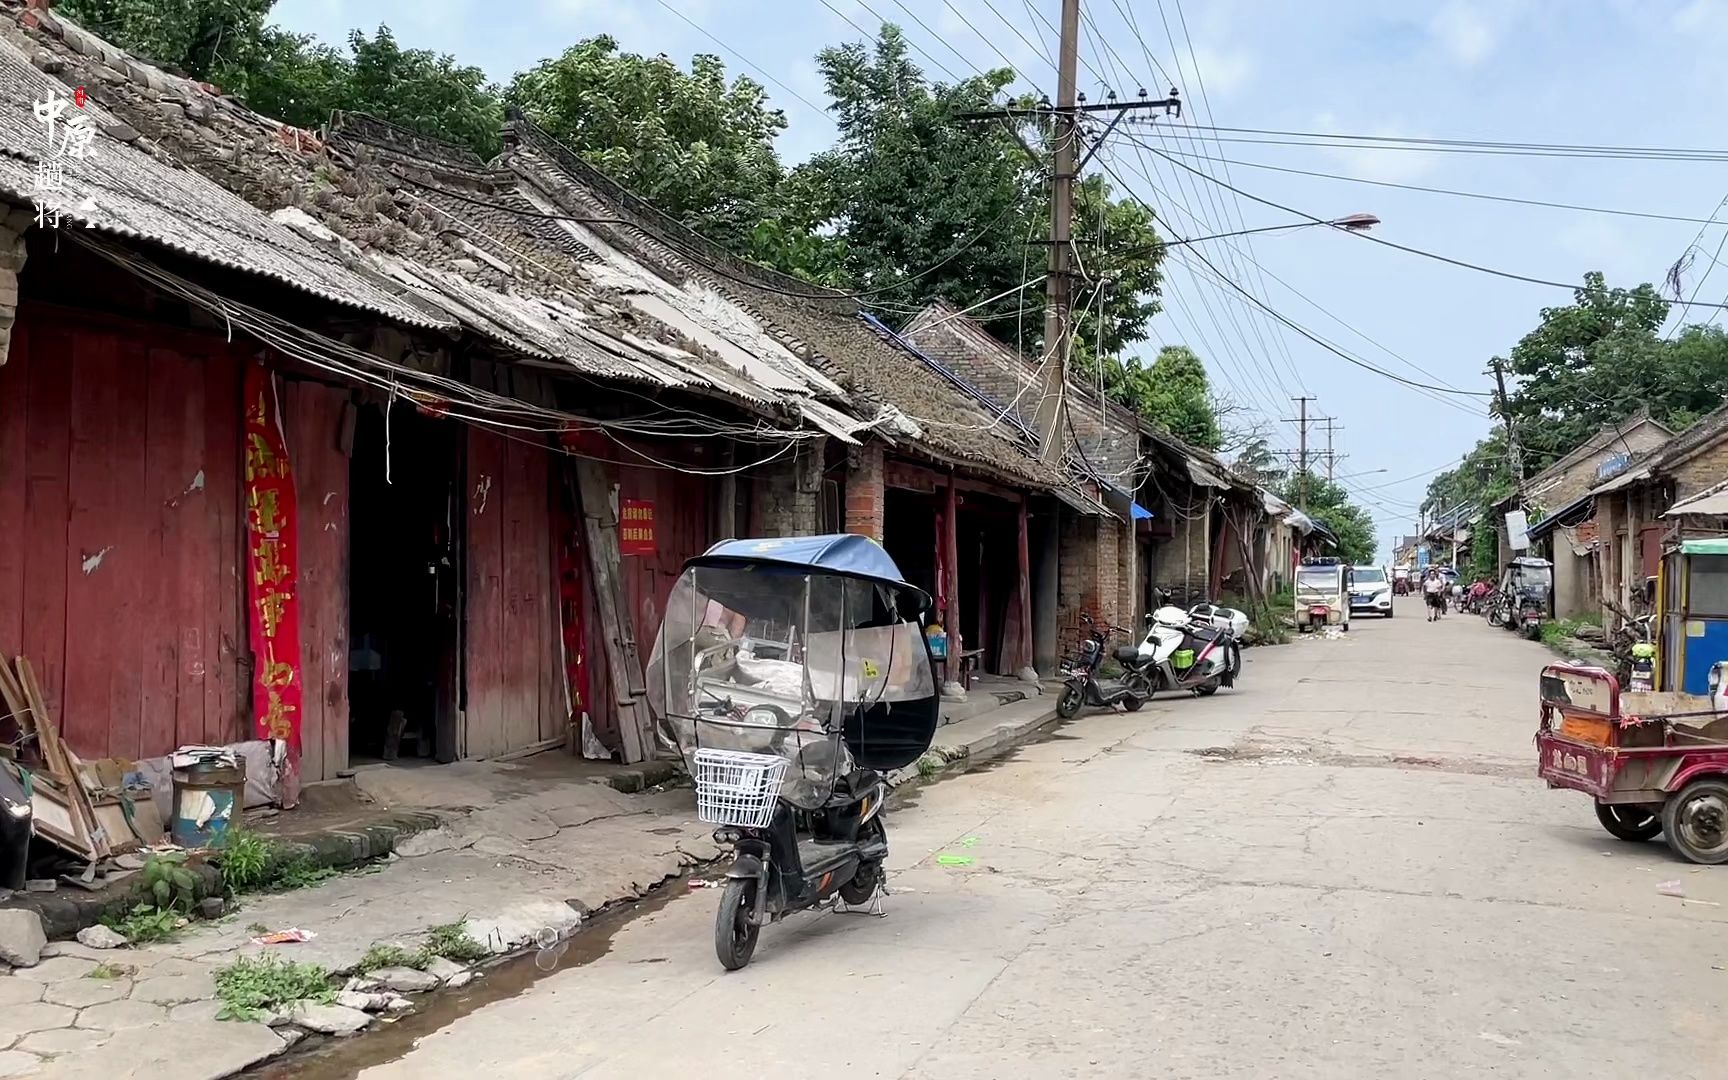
[715,878,760,971]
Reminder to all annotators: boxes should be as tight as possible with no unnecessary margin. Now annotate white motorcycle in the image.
[1135,593,1244,697]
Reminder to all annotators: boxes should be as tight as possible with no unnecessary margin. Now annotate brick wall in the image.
[844,442,885,542]
[1528,421,1671,509]
[757,438,824,537]
[1675,440,1728,500]
[1150,499,1212,605]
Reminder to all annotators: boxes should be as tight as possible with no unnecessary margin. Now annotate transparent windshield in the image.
[1353,568,1386,584]
[1296,568,1339,593]
[645,565,934,808]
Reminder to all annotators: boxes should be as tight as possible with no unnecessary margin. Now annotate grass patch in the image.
[246,922,270,936]
[86,963,128,980]
[1539,615,1598,647]
[273,855,340,891]
[214,955,334,1021]
[423,922,489,964]
[101,903,184,944]
[215,829,275,894]
[356,943,430,973]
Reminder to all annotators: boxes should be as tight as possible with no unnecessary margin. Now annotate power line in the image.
[1131,135,1728,314]
[1135,122,1728,162]
[1146,145,1728,227]
[648,0,832,120]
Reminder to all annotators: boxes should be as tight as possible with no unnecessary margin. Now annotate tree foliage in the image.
[798,25,1164,353]
[1281,473,1376,565]
[1097,345,1222,450]
[507,37,794,253]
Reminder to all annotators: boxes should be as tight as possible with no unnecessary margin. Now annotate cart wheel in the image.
[1056,683,1084,719]
[714,878,760,971]
[839,861,882,905]
[1595,802,1662,842]
[1663,779,1728,864]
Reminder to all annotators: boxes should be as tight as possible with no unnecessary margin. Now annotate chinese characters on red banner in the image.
[619,498,656,556]
[242,362,302,751]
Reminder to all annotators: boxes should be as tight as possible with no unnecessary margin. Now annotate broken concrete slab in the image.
[36,1018,282,1079]
[43,976,129,1009]
[167,999,224,1023]
[0,910,46,968]
[0,978,44,1006]
[12,956,97,983]
[284,1001,372,1036]
[0,1001,75,1040]
[420,956,467,984]
[129,972,216,1006]
[461,899,581,955]
[73,926,125,951]
[17,1026,110,1055]
[393,828,465,858]
[335,990,392,1012]
[73,998,167,1031]
[0,1051,40,1078]
[370,966,437,993]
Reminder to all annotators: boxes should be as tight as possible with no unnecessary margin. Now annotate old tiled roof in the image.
[501,117,1064,489]
[903,299,1253,492]
[0,5,867,440]
[1653,397,1728,468]
[0,24,447,329]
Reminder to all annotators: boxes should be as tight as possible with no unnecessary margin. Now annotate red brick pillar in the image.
[845,442,885,542]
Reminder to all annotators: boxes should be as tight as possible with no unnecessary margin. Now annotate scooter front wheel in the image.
[715,878,761,971]
[1056,682,1084,719]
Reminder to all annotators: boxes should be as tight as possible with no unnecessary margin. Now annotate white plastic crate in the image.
[692,749,787,828]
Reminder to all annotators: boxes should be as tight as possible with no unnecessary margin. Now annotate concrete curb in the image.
[890,700,1062,789]
[4,810,445,940]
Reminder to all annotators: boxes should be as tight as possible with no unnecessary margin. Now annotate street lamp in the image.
[1164,213,1380,248]
[1337,468,1389,481]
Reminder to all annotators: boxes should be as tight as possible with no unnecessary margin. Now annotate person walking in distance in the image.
[1423,569,1446,622]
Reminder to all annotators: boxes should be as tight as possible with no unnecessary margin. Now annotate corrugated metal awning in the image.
[1667,486,1728,517]
[1185,457,1230,488]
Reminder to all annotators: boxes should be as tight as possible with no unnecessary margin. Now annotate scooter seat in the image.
[1112,645,1141,664]
[1188,626,1220,642]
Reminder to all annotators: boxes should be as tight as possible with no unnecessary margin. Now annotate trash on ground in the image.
[251,927,317,944]
[935,854,974,867]
[1657,880,1686,897]
[689,879,721,889]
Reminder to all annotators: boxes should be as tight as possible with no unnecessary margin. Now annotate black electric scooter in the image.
[1055,614,1151,718]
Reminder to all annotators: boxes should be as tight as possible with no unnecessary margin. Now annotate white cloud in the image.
[1312,111,1439,184]
[1428,1,1500,66]
[1184,43,1255,100]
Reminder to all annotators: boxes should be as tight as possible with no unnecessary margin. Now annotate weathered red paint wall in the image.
[464,428,563,759]
[0,306,246,760]
[282,381,351,782]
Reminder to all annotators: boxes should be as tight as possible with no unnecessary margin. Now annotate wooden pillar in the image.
[574,459,651,763]
[1016,498,1034,673]
[943,475,962,679]
[1209,508,1229,599]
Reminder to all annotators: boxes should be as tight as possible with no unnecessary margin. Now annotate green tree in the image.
[507,37,796,252]
[1282,472,1376,564]
[1231,436,1287,487]
[801,24,1163,350]
[1120,345,1222,450]
[1502,272,1728,470]
[58,0,275,83]
[343,27,502,158]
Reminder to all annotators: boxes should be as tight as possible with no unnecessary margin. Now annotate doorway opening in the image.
[347,402,461,766]
[882,487,939,603]
[956,490,1021,674]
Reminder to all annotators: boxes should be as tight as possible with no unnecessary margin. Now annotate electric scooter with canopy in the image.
[646,536,940,971]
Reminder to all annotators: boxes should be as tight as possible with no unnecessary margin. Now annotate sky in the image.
[275,0,1728,559]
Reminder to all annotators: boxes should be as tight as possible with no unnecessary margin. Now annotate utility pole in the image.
[1489,357,1524,483]
[1031,0,1081,463]
[1283,396,1317,510]
[957,7,1178,466]
[1322,418,1343,481]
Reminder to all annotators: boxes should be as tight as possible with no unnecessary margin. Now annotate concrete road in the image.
[295,598,1728,1079]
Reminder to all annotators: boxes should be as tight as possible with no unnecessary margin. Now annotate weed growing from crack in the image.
[215,955,333,1021]
[356,943,430,973]
[86,963,129,980]
[215,829,274,894]
[101,903,184,944]
[423,922,488,964]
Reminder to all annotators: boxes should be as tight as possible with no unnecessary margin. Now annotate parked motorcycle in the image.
[1137,593,1240,697]
[646,535,942,971]
[1056,615,1151,718]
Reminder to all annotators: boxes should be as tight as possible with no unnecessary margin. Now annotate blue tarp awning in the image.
[1101,479,1154,521]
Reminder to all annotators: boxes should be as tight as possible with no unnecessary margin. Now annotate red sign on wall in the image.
[242,362,302,754]
[619,498,657,556]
